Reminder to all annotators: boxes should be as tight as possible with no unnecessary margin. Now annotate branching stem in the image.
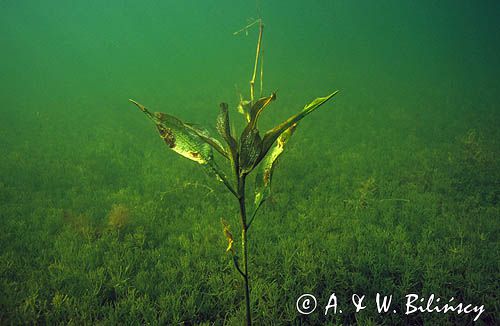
[232,256,245,278]
[233,19,261,36]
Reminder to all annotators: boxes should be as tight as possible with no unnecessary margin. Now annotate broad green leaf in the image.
[129,99,236,194]
[254,124,296,208]
[184,122,229,159]
[217,103,238,163]
[239,126,262,174]
[259,91,338,163]
[130,99,212,163]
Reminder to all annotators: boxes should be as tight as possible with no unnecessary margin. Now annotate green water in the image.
[1,1,498,324]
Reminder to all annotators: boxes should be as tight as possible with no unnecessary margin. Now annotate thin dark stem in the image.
[232,256,245,278]
[247,202,263,230]
[237,175,252,326]
[222,176,239,198]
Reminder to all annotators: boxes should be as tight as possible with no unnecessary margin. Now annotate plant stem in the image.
[250,20,263,103]
[237,175,252,326]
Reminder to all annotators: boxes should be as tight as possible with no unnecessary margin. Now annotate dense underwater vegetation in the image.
[1,0,498,324]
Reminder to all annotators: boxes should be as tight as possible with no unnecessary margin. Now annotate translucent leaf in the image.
[136,107,211,163]
[130,99,227,161]
[129,99,236,194]
[254,124,296,208]
[259,91,338,163]
[184,122,229,159]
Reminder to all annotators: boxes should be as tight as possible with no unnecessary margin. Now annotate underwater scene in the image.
[1,0,499,324]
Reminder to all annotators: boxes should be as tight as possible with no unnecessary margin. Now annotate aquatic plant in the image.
[107,204,130,231]
[129,19,338,325]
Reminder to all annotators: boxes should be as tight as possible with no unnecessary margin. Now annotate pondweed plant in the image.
[129,19,338,325]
